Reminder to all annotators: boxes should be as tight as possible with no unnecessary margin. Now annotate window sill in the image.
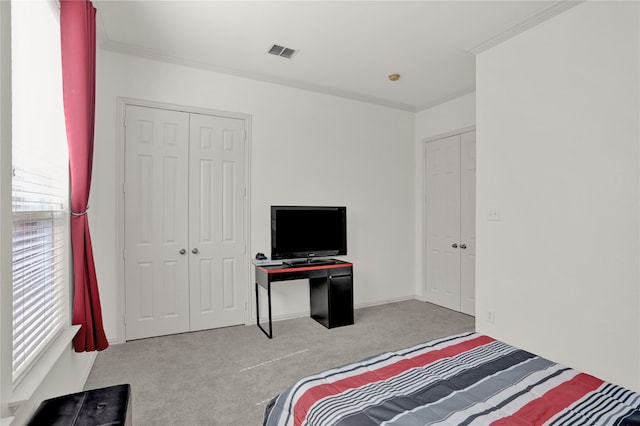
[8,325,80,413]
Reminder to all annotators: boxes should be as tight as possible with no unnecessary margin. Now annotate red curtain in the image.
[60,0,108,352]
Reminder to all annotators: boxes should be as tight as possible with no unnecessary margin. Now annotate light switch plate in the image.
[488,208,501,221]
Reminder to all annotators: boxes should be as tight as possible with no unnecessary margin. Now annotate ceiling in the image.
[95,1,579,112]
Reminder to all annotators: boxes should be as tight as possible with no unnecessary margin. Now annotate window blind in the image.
[11,0,69,384]
[12,150,68,383]
[12,211,67,381]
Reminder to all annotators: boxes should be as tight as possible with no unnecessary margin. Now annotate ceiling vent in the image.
[267,44,297,59]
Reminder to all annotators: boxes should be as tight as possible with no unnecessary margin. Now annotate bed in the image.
[263,332,640,425]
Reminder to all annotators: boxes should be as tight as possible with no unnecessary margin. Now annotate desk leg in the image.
[256,281,273,339]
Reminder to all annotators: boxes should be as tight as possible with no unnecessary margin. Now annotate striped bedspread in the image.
[263,332,640,426]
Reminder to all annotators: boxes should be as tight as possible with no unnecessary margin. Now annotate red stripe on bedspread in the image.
[490,373,604,426]
[293,334,495,426]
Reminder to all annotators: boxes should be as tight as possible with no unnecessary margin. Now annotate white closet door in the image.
[124,105,190,340]
[188,113,247,331]
[425,135,462,311]
[460,131,476,316]
[124,106,247,340]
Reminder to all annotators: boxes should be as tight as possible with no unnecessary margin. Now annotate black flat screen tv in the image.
[271,206,347,260]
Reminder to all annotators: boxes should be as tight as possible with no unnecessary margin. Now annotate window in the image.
[11,0,69,384]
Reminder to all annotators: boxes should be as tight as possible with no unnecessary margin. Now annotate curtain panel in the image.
[60,0,108,352]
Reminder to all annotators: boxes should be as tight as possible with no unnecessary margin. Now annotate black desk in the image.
[255,260,354,338]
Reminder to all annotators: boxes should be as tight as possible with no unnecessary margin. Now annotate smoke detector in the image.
[267,44,297,59]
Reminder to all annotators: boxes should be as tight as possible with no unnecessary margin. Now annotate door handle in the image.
[451,243,458,248]
[179,249,186,255]
[460,244,467,249]
[192,248,199,254]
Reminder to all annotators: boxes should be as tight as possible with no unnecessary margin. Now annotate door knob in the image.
[460,244,467,249]
[451,243,458,248]
[179,249,186,255]
[192,248,199,254]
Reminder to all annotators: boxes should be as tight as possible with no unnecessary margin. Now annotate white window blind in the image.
[11,0,69,384]
[12,211,67,382]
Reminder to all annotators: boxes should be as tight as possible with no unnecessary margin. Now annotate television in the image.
[271,206,347,262]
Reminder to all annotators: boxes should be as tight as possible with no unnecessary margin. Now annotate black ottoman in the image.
[28,384,131,426]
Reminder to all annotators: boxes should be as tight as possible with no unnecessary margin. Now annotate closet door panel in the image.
[425,135,461,311]
[124,105,190,340]
[460,131,476,316]
[189,113,247,331]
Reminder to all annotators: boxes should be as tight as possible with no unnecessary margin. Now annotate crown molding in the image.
[414,87,476,113]
[466,0,585,55]
[98,38,416,113]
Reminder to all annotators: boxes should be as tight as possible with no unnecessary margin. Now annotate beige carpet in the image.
[85,300,474,425]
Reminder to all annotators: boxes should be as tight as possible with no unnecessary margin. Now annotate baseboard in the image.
[248,309,311,325]
[414,294,427,303]
[354,295,416,310]
[247,296,418,325]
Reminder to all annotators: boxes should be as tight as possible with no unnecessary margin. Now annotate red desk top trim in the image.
[259,263,353,274]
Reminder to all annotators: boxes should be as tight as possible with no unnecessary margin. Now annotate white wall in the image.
[476,1,640,390]
[413,93,476,299]
[93,50,416,342]
[415,93,476,141]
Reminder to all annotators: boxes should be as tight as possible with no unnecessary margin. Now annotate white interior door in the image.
[460,131,476,316]
[424,131,476,315]
[189,113,247,331]
[425,135,461,311]
[124,105,190,340]
[124,105,247,340]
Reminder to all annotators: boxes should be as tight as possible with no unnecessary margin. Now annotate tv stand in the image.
[254,260,354,338]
